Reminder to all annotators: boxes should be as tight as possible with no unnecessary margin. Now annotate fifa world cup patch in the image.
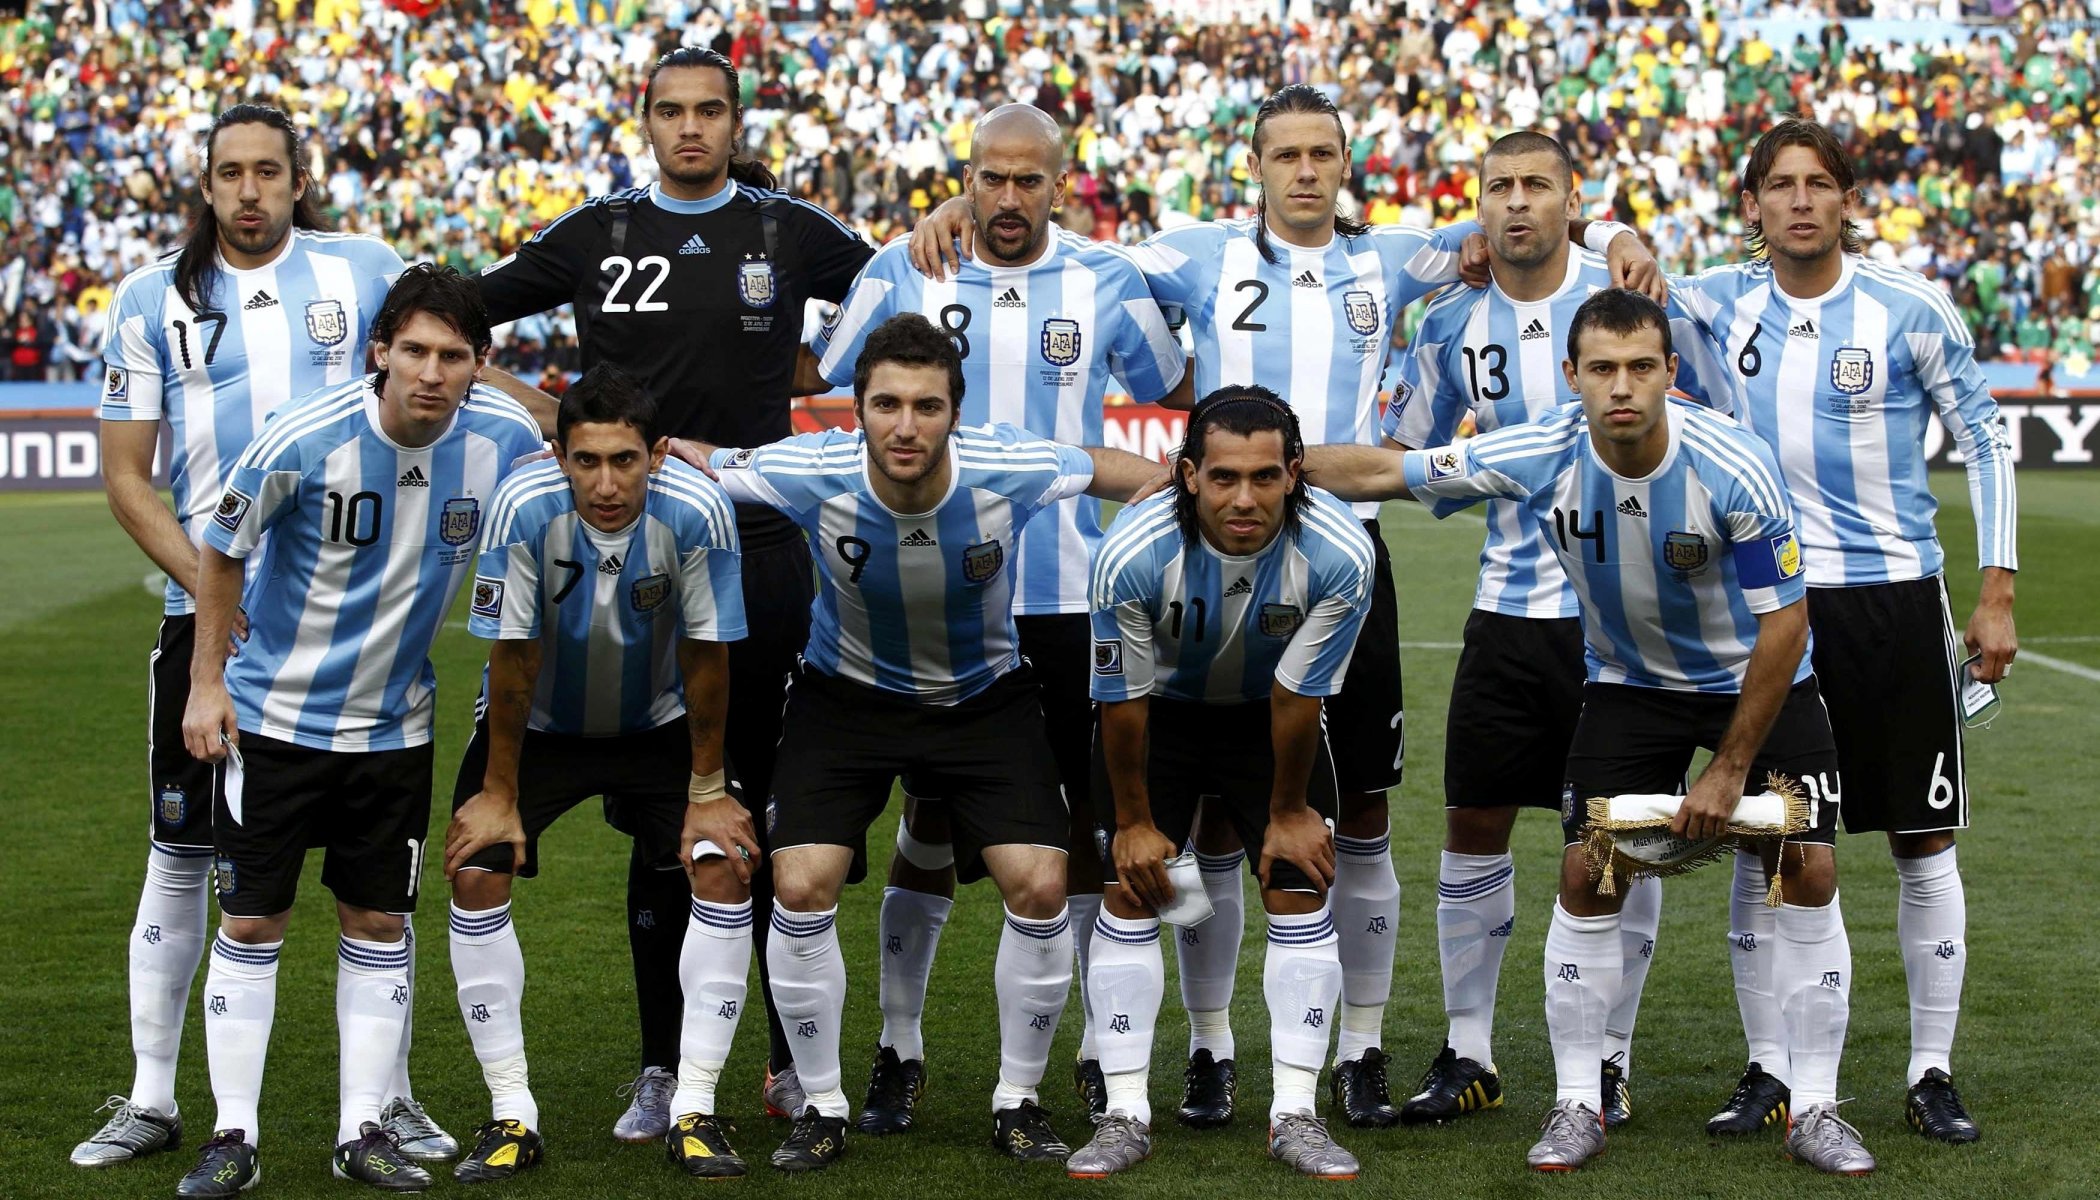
[104,366,130,404]
[722,448,756,470]
[1094,639,1124,676]
[1425,448,1464,480]
[1773,533,1802,579]
[213,487,254,532]
[470,577,504,619]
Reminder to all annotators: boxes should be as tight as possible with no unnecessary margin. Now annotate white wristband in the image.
[1583,220,1637,255]
[688,768,728,806]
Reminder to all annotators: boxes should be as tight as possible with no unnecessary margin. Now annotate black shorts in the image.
[767,663,1067,884]
[1323,519,1404,795]
[1561,678,1843,847]
[212,732,434,917]
[903,612,1095,852]
[1807,578,1969,834]
[453,717,698,877]
[1092,697,1339,894]
[1444,611,1586,810]
[147,616,217,852]
[605,533,812,849]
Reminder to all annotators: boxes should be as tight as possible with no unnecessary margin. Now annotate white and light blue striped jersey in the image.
[1089,487,1374,705]
[202,378,545,751]
[1121,217,1474,514]
[709,424,1094,705]
[810,231,1184,616]
[469,457,747,737]
[99,230,407,614]
[1381,251,1735,619]
[1669,254,2017,584]
[1403,400,1811,694]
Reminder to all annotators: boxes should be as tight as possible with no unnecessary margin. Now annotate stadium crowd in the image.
[2,0,2096,383]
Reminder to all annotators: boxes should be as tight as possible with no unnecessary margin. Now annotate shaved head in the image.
[964,104,1068,265]
[971,103,1063,164]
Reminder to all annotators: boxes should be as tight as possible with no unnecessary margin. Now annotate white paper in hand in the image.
[1153,852,1215,927]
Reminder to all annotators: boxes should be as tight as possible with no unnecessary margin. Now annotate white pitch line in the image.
[2027,635,2100,644]
[2019,651,2100,683]
[1398,641,1465,650]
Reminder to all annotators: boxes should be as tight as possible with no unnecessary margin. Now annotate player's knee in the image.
[1445,805,1519,855]
[770,853,843,913]
[1778,843,1837,906]
[1001,871,1067,921]
[1556,846,1621,916]
[1889,829,1954,859]
[1337,791,1390,836]
[688,858,750,906]
[220,912,290,945]
[336,903,406,943]
[450,867,512,911]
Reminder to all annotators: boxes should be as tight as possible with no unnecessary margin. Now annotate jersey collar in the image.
[651,179,739,215]
[215,228,300,276]
[859,431,962,519]
[1489,245,1585,306]
[1585,401,1682,485]
[980,230,1061,273]
[1769,251,1859,305]
[362,376,460,452]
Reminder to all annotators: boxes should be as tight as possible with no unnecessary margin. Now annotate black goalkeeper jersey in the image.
[477,181,873,539]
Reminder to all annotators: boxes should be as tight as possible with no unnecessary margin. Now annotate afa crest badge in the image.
[739,258,776,308]
[961,539,1004,585]
[1343,290,1379,336]
[1830,347,1874,395]
[304,299,348,347]
[1663,530,1709,573]
[631,573,671,612]
[158,785,187,827]
[1258,603,1304,638]
[440,497,480,547]
[1041,319,1082,367]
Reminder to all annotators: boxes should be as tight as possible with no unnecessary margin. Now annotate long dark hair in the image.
[644,46,779,190]
[1174,384,1309,543]
[1740,116,1865,258]
[1250,85,1367,265]
[174,104,331,314]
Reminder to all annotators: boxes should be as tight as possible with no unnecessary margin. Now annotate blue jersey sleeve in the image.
[1915,314,2018,572]
[811,242,912,387]
[1088,501,1169,702]
[1274,499,1374,697]
[469,469,552,641]
[1371,219,1476,313]
[1121,223,1224,310]
[1101,258,1187,403]
[1711,429,1808,613]
[99,270,167,421]
[202,425,308,559]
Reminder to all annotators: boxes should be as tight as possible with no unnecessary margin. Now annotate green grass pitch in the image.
[1,474,2096,1198]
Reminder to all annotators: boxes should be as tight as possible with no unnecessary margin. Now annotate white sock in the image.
[1604,875,1661,1078]
[875,887,952,1063]
[1069,893,1104,1060]
[386,916,417,1102]
[1895,847,1965,1084]
[128,847,212,1113]
[1263,906,1341,1120]
[450,903,535,1126]
[337,935,412,1146]
[766,905,849,1117]
[1543,901,1620,1111]
[1177,850,1243,1059]
[1331,830,1398,1065]
[675,898,752,1117]
[1436,850,1515,1066]
[992,907,1072,1111]
[1775,896,1851,1111]
[1087,911,1162,1124]
[1727,850,1788,1082]
[203,933,280,1143]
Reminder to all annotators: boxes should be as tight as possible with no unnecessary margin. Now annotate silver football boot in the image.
[1065,1113,1153,1178]
[71,1097,183,1166]
[1526,1099,1606,1171]
[1267,1112,1360,1179]
[1786,1102,1876,1175]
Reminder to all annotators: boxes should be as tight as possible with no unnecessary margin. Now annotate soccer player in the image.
[176,266,545,1196]
[1070,387,1373,1181]
[1669,117,2015,1142]
[695,313,1165,1172]
[474,45,876,1129]
[1308,288,1872,1175]
[438,364,757,1183]
[1381,130,1733,1128]
[796,103,1189,1133]
[913,85,1658,1126]
[81,104,456,1169]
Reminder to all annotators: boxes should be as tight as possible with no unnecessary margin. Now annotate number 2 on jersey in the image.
[599,256,671,313]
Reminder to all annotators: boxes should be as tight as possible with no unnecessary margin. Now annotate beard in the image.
[215,208,292,259]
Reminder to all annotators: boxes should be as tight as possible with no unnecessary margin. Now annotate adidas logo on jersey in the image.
[1789,318,1817,339]
[1224,577,1252,597]
[599,553,624,575]
[1520,318,1551,341]
[243,290,278,311]
[993,287,1025,308]
[1616,495,1646,518]
[397,465,429,488]
[1293,269,1320,288]
[899,528,937,547]
[680,234,711,255]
